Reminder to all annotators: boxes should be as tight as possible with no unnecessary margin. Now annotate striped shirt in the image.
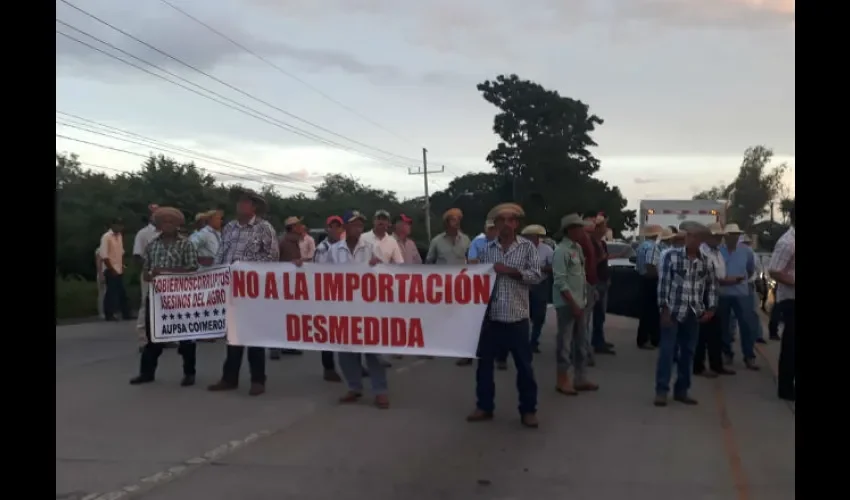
[657,247,718,321]
[768,227,795,302]
[143,236,199,274]
[478,236,543,323]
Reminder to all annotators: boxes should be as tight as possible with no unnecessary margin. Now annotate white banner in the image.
[149,266,230,343]
[226,262,496,357]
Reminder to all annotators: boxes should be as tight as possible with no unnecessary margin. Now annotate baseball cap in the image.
[343,210,366,224]
[374,209,391,219]
[394,213,413,224]
[326,215,343,226]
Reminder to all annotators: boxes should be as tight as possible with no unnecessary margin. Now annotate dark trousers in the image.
[777,299,796,399]
[222,345,266,385]
[321,351,335,371]
[768,302,783,338]
[693,313,723,373]
[528,285,548,348]
[637,276,660,347]
[104,270,131,319]
[139,298,196,377]
[475,320,538,415]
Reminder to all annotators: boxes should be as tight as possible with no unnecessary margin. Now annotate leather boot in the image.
[555,371,577,395]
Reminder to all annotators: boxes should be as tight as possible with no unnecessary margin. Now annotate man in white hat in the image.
[521,224,553,355]
[467,203,542,429]
[635,224,664,349]
[552,214,599,396]
[718,223,759,370]
[694,223,737,378]
[767,204,794,401]
[654,221,717,407]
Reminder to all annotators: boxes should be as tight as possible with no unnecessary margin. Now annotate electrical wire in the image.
[55,114,314,188]
[55,133,316,193]
[55,24,413,170]
[153,0,419,147]
[58,0,419,164]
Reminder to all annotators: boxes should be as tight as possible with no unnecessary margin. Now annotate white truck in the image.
[638,199,728,240]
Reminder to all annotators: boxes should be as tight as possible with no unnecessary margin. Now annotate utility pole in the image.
[769,201,775,224]
[408,147,444,242]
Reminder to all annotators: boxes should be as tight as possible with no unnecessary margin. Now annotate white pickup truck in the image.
[638,199,728,239]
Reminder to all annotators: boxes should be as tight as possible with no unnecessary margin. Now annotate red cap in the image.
[398,213,413,224]
[326,215,343,226]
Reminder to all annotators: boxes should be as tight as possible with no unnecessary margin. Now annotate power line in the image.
[55,133,315,193]
[153,0,418,147]
[55,113,314,188]
[55,26,413,171]
[57,0,419,165]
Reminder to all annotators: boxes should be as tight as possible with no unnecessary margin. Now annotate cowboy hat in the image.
[659,227,675,241]
[443,208,463,220]
[486,203,524,220]
[679,220,710,234]
[724,223,743,234]
[235,189,268,212]
[342,210,367,224]
[739,234,753,244]
[707,222,726,235]
[560,213,592,230]
[153,207,185,226]
[284,216,303,227]
[521,224,547,236]
[641,224,664,238]
[484,219,495,229]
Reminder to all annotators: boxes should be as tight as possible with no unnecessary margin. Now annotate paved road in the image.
[57,311,794,500]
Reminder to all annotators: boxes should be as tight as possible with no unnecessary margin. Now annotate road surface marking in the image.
[714,381,751,500]
[84,356,431,500]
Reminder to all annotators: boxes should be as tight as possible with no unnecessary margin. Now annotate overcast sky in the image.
[55,0,795,209]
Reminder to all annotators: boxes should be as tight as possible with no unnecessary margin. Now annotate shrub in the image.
[56,275,141,320]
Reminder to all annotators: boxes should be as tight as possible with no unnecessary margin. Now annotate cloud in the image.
[633,177,660,184]
[55,0,463,85]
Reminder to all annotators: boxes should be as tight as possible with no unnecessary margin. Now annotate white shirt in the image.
[700,243,727,280]
[535,242,555,270]
[361,230,404,263]
[768,227,795,302]
[328,237,375,264]
[133,224,160,257]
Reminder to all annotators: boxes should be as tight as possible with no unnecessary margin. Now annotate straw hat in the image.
[724,223,743,234]
[659,227,675,241]
[284,216,303,227]
[521,224,547,236]
[739,234,753,244]
[484,219,495,229]
[707,222,726,235]
[679,220,710,234]
[443,208,463,221]
[642,224,664,238]
[235,189,268,213]
[486,203,524,220]
[153,207,185,226]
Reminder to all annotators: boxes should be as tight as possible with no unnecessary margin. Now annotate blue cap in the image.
[342,210,366,224]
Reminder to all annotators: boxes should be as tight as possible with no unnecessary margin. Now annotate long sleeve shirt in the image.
[552,238,586,309]
[657,247,718,321]
[214,217,279,265]
[478,236,543,323]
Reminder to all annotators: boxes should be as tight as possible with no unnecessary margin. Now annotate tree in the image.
[779,198,795,224]
[445,74,636,236]
[692,146,789,231]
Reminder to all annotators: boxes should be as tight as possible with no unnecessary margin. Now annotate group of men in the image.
[634,212,795,405]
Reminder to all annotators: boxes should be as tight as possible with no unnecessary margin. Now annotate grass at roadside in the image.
[56,275,141,320]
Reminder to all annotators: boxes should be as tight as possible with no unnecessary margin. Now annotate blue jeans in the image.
[476,320,538,415]
[591,281,609,348]
[339,353,387,395]
[655,311,699,396]
[719,295,758,361]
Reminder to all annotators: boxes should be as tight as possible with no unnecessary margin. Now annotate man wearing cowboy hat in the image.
[132,204,161,346]
[552,214,599,395]
[270,216,307,359]
[653,221,717,407]
[635,224,664,349]
[425,208,471,266]
[467,203,542,429]
[130,207,200,386]
[208,189,280,396]
[521,224,553,355]
[694,222,737,378]
[588,213,626,355]
[718,223,760,370]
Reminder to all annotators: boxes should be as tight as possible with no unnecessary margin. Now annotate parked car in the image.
[607,241,641,319]
[607,241,636,269]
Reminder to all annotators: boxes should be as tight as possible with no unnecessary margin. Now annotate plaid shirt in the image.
[215,217,279,264]
[657,247,718,321]
[478,236,543,323]
[768,227,795,302]
[143,236,199,274]
[636,240,661,276]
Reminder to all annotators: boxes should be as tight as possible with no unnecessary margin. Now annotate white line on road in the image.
[84,356,433,500]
